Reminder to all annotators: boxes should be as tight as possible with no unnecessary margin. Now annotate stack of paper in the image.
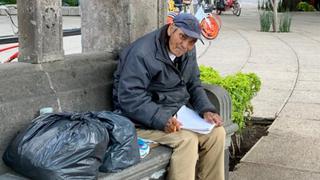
[176,105,215,134]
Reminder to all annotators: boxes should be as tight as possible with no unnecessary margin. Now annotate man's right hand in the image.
[164,116,182,133]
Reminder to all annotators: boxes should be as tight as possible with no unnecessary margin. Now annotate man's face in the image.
[167,25,197,57]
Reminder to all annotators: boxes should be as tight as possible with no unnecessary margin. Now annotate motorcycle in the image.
[215,0,241,16]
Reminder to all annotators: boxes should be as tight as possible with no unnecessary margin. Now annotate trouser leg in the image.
[137,129,199,180]
[197,126,226,180]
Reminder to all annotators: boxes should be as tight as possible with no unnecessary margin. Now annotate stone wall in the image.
[129,0,166,43]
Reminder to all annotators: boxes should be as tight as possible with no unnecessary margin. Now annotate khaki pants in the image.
[137,126,226,180]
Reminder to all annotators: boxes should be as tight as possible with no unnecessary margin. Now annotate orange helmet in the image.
[200,14,221,40]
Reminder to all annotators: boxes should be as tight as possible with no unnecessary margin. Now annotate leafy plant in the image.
[0,0,16,4]
[259,10,273,32]
[200,66,261,130]
[279,11,292,32]
[62,0,79,6]
[297,1,315,11]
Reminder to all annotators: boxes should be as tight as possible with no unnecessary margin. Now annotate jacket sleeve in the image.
[116,53,171,131]
[186,51,218,116]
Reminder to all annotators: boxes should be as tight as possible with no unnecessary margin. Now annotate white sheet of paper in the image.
[176,105,215,134]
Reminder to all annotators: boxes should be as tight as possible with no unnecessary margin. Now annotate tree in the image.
[271,0,278,32]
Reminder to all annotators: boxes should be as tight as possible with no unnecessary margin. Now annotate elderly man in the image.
[112,13,225,180]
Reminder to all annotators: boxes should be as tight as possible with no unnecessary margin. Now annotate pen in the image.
[173,114,177,132]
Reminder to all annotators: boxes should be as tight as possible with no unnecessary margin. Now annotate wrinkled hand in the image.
[203,112,223,127]
[164,116,182,133]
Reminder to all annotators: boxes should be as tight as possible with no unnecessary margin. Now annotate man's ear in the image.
[167,24,174,37]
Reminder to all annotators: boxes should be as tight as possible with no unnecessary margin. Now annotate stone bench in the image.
[0,52,237,180]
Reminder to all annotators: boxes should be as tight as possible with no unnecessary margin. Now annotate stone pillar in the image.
[80,0,130,55]
[158,0,167,28]
[129,0,166,43]
[17,0,64,63]
[81,0,167,55]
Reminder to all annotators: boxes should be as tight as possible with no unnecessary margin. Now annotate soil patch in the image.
[229,119,273,171]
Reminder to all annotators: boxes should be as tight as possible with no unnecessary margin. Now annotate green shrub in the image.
[279,11,292,32]
[297,1,315,11]
[259,10,273,32]
[0,0,16,4]
[63,0,79,6]
[307,4,316,11]
[200,66,261,130]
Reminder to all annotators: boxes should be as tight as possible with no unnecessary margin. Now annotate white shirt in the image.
[168,51,176,62]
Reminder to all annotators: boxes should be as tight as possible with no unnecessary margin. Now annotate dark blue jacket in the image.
[112,25,217,131]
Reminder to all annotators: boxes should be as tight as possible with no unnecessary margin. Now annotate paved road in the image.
[198,7,320,119]
[197,5,320,180]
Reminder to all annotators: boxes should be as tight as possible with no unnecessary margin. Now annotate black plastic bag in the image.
[97,111,140,172]
[3,112,109,180]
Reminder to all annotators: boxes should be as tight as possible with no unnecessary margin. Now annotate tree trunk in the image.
[272,0,278,32]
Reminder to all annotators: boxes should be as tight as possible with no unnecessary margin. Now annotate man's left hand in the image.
[203,112,223,127]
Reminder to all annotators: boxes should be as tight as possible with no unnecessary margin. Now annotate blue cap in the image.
[173,13,204,44]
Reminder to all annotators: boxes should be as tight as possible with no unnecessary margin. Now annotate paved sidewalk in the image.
[197,6,320,180]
